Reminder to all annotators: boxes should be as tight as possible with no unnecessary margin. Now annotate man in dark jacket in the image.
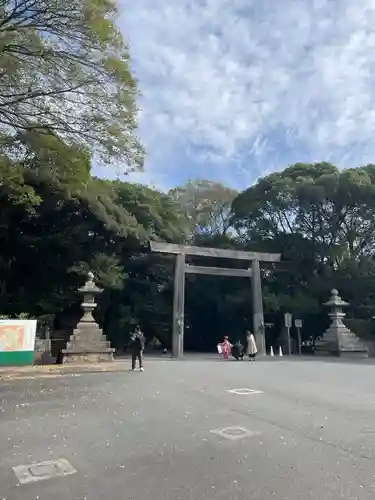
[130,325,145,372]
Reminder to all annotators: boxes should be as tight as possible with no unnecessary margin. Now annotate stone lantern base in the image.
[61,323,114,364]
[314,324,368,358]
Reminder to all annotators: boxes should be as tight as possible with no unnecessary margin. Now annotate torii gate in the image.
[150,241,281,358]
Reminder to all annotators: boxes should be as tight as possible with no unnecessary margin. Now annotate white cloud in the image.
[117,0,375,189]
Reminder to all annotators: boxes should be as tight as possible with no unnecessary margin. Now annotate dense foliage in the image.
[2,154,375,351]
[0,133,185,347]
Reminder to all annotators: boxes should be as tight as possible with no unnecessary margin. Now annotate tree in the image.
[231,162,375,337]
[232,162,375,264]
[169,180,237,239]
[113,181,187,243]
[101,182,188,347]
[0,0,143,167]
[0,132,190,350]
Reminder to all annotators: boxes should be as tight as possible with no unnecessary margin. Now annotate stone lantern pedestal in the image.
[315,289,368,358]
[61,272,114,363]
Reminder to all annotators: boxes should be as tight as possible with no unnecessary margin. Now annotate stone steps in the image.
[339,330,368,351]
[62,322,114,362]
[315,326,368,356]
[63,346,114,354]
[66,341,112,349]
[68,333,109,343]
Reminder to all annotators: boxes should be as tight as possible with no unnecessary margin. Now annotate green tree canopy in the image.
[169,179,237,239]
[0,0,143,167]
[232,162,375,263]
[0,133,189,349]
[231,162,375,329]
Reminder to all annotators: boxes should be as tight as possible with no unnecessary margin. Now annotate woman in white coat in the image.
[246,330,258,361]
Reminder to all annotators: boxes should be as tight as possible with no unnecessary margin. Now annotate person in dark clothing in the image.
[232,340,244,360]
[130,326,145,372]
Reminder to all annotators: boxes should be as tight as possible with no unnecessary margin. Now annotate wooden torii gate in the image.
[150,241,281,358]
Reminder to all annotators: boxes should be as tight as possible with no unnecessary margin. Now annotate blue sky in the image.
[95,0,375,191]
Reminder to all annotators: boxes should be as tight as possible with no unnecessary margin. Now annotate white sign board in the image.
[284,313,292,328]
[0,320,37,352]
[295,319,303,328]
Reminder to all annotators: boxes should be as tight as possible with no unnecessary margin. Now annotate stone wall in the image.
[364,340,375,357]
[33,337,53,364]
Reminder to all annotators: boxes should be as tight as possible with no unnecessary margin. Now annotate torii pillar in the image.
[251,259,266,355]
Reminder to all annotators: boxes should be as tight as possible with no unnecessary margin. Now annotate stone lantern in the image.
[77,271,102,323]
[325,288,348,325]
[62,272,115,363]
[314,289,368,357]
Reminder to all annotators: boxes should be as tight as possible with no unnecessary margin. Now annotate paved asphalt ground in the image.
[1,357,375,499]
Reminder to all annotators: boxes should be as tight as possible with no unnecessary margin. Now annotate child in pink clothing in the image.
[221,336,233,360]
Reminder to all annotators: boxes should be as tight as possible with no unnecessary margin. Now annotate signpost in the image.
[295,319,303,354]
[284,313,292,355]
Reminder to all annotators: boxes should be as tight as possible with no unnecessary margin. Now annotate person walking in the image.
[221,336,233,360]
[246,330,258,361]
[130,325,145,372]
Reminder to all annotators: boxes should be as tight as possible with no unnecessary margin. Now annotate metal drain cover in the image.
[13,458,77,484]
[210,426,260,440]
[227,388,263,395]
